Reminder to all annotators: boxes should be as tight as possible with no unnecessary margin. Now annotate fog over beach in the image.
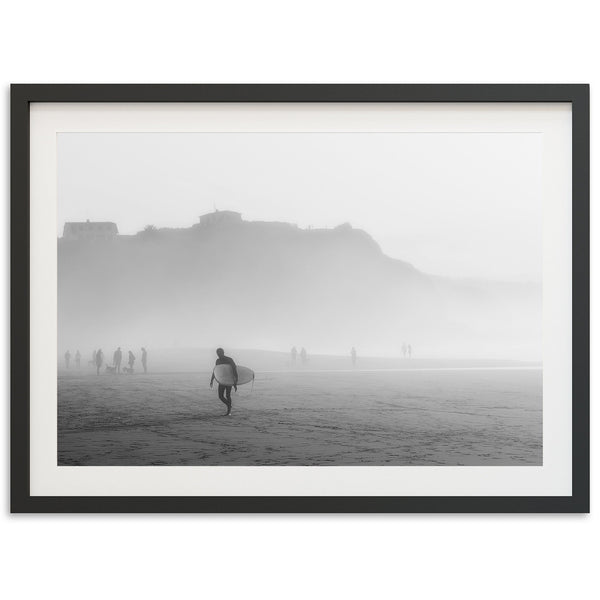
[58,211,541,361]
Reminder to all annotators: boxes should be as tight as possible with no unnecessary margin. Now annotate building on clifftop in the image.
[62,220,119,240]
[196,210,242,227]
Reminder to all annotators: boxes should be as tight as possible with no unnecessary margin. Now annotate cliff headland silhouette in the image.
[58,211,541,359]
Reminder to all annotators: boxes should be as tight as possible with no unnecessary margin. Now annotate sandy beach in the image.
[58,366,542,466]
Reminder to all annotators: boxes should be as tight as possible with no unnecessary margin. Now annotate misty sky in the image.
[58,132,542,282]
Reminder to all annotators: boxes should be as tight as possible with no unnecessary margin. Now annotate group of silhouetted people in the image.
[290,346,309,366]
[63,350,81,369]
[289,345,409,368]
[64,347,148,374]
[109,347,145,374]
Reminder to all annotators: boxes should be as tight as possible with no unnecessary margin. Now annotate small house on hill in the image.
[62,220,118,240]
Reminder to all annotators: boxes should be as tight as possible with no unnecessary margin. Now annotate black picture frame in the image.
[11,84,590,513]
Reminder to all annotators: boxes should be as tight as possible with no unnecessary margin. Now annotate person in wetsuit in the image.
[209,347,238,416]
[113,347,122,373]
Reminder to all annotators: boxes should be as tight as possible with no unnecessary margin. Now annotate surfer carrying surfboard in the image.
[210,348,238,416]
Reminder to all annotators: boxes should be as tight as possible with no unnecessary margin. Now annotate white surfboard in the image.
[212,364,254,386]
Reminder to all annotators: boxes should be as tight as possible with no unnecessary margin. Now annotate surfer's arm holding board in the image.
[229,359,239,391]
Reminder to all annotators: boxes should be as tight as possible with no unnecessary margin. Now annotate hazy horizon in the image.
[58,344,543,364]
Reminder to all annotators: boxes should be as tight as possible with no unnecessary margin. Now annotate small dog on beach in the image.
[123,367,134,374]
[105,365,117,374]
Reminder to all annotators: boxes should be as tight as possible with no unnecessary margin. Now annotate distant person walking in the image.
[408,344,412,359]
[75,350,81,368]
[300,347,308,365]
[141,347,147,373]
[128,350,136,371]
[402,343,407,359]
[64,350,71,369]
[95,349,103,375]
[291,346,297,365]
[113,347,122,373]
[210,348,238,416]
[351,347,357,367]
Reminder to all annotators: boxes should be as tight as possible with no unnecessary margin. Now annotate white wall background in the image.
[1,1,596,599]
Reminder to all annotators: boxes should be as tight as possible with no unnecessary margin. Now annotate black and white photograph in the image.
[57,130,543,467]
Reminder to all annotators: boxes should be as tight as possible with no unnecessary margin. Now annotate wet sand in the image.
[58,368,542,466]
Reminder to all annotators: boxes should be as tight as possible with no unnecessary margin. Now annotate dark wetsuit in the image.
[215,356,238,408]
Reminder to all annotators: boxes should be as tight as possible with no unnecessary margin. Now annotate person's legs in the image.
[225,386,232,415]
[217,384,229,409]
